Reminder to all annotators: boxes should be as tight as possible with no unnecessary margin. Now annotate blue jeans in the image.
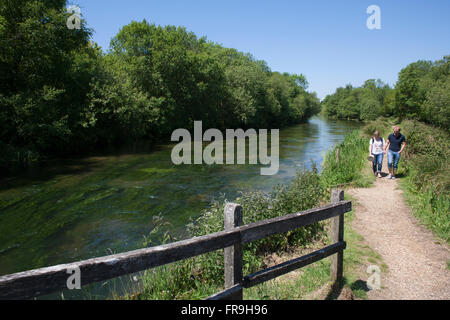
[372,153,383,174]
[387,150,400,170]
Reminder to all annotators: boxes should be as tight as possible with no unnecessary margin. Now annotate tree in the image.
[0,10,321,172]
[394,56,449,128]
[395,60,433,119]
[0,0,97,163]
[381,89,396,116]
[422,77,450,128]
[322,80,393,121]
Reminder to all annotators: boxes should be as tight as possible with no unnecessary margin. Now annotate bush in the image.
[395,56,449,129]
[133,166,326,299]
[401,120,449,193]
[361,118,391,137]
[0,141,40,174]
[320,131,368,188]
[399,120,449,241]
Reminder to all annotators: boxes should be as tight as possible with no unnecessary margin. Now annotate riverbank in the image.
[255,117,450,300]
[124,165,328,300]
[363,118,449,242]
[317,118,449,299]
[3,116,446,300]
[0,117,362,287]
[123,118,449,300]
[1,5,322,175]
[349,156,450,299]
[122,127,379,300]
[322,118,449,299]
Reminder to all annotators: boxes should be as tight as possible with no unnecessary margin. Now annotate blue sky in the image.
[71,0,450,100]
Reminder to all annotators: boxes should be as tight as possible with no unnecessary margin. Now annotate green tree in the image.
[0,0,97,167]
[381,89,396,116]
[0,11,321,172]
[422,76,450,128]
[395,60,433,119]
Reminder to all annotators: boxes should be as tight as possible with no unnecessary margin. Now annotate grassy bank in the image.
[117,118,447,300]
[360,118,449,243]
[239,128,388,300]
[241,192,387,300]
[114,128,384,300]
[113,119,450,300]
[126,166,326,300]
[321,130,375,189]
[398,121,449,242]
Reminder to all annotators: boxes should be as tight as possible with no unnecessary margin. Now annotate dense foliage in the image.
[322,56,450,129]
[320,131,369,188]
[0,1,320,173]
[363,119,450,241]
[134,166,325,300]
[400,120,449,241]
[321,79,394,121]
[344,117,449,241]
[0,0,98,169]
[395,57,450,128]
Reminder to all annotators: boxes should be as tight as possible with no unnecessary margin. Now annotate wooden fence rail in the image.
[0,189,350,300]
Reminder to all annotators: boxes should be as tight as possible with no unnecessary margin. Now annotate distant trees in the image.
[395,56,449,128]
[322,56,450,130]
[107,21,320,131]
[0,1,320,172]
[321,79,392,121]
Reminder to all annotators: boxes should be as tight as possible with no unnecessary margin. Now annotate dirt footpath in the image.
[348,158,450,300]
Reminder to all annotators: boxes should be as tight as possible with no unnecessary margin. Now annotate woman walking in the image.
[369,130,385,178]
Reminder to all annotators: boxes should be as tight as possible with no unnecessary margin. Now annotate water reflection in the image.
[0,116,362,280]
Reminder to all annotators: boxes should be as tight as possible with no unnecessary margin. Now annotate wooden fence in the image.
[0,189,350,300]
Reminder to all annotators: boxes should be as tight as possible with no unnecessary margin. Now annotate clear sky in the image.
[71,0,450,100]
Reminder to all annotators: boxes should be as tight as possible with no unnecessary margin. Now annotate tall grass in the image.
[118,124,402,300]
[349,117,449,242]
[320,131,371,188]
[127,128,387,300]
[399,120,450,242]
[130,165,326,300]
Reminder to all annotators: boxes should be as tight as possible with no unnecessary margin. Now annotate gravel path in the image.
[348,158,450,300]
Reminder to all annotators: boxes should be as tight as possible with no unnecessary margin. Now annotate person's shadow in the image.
[378,172,405,178]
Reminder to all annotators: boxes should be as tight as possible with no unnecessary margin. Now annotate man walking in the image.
[384,126,406,180]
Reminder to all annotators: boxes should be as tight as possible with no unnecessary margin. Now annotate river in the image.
[0,116,362,298]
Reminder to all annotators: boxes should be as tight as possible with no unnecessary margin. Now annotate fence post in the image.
[224,203,243,300]
[330,189,344,282]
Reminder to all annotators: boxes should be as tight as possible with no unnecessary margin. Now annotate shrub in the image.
[320,131,368,188]
[361,118,391,137]
[134,165,326,299]
[399,120,449,241]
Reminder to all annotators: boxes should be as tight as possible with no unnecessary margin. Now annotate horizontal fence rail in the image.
[207,241,346,300]
[0,190,351,300]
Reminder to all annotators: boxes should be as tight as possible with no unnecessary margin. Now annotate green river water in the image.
[0,116,362,298]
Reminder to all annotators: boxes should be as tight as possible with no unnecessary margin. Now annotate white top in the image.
[370,137,385,155]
